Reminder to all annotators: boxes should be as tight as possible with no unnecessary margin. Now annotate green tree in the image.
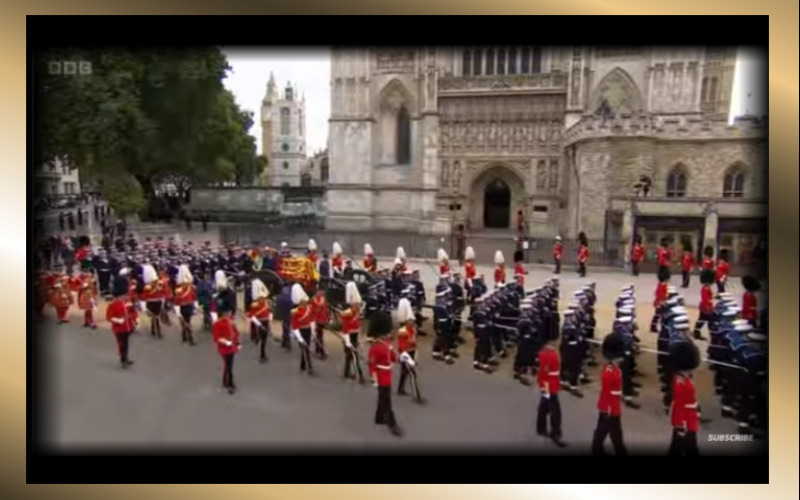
[102,174,147,217]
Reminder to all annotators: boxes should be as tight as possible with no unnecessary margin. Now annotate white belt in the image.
[376,365,392,370]
[548,371,560,376]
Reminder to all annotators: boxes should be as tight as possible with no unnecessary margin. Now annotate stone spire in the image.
[265,72,276,103]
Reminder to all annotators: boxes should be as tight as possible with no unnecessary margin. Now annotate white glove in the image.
[311,321,317,332]
[292,329,305,345]
[542,391,551,399]
[250,317,263,328]
[173,306,180,316]
[268,313,273,321]
[220,339,233,347]
[400,352,415,367]
[138,301,145,312]
[194,301,200,310]
[210,312,218,323]
[343,335,353,349]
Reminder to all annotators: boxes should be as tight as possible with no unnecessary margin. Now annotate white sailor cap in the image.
[521,303,533,310]
[748,332,767,342]
[615,316,633,323]
[568,302,580,309]
[435,289,450,297]
[734,323,753,333]
[573,290,584,296]
[672,314,690,324]
[670,306,687,314]
[719,292,733,298]
[721,309,738,318]
[562,309,575,316]
[551,276,560,282]
[666,297,679,305]
[618,305,633,312]
[622,284,634,290]
[732,319,749,327]
[673,320,691,330]
[727,306,741,315]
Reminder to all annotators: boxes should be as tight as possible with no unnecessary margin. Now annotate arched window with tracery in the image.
[472,49,482,75]
[723,165,745,198]
[485,48,495,75]
[462,49,472,76]
[396,105,411,165]
[666,165,688,198]
[497,48,506,75]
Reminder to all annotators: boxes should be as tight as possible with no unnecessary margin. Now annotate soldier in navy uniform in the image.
[410,269,427,334]
[471,296,494,373]
[615,313,641,410]
[513,299,536,385]
[94,249,112,297]
[449,271,466,346]
[432,274,455,364]
[561,308,584,397]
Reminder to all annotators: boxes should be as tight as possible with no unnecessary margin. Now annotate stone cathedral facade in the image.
[326,47,766,262]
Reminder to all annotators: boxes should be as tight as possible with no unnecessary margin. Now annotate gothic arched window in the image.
[508,47,518,74]
[723,165,745,198]
[396,105,411,165]
[709,77,719,102]
[280,107,290,135]
[497,48,506,75]
[462,49,472,76]
[485,48,495,75]
[531,47,542,73]
[521,47,531,73]
[472,49,482,76]
[666,165,688,198]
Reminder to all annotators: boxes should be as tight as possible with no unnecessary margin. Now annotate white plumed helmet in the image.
[394,257,403,266]
[280,242,288,248]
[345,281,362,304]
[397,297,413,323]
[494,250,505,265]
[464,246,475,261]
[291,283,308,305]
[251,278,269,299]
[396,246,406,260]
[176,264,193,285]
[214,270,228,291]
[364,243,374,255]
[332,241,343,256]
[308,239,318,251]
[142,264,158,284]
[437,248,449,262]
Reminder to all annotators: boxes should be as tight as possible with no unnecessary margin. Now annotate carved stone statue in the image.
[440,160,450,188]
[452,160,462,191]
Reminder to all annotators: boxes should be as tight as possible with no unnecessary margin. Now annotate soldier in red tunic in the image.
[536,317,566,447]
[173,264,198,345]
[51,272,73,324]
[513,250,528,287]
[701,245,716,272]
[307,239,319,269]
[715,249,730,294]
[367,310,403,437]
[463,246,477,289]
[553,236,564,275]
[692,270,716,341]
[140,264,165,338]
[340,281,364,381]
[493,250,506,288]
[106,276,136,368]
[331,242,345,278]
[396,298,422,402]
[577,232,589,277]
[363,243,377,274]
[310,288,330,359]
[649,266,671,332]
[592,331,628,455]
[76,261,99,329]
[290,283,316,376]
[395,246,408,273]
[680,242,695,288]
[158,268,173,326]
[656,237,672,276]
[741,276,761,327]
[630,235,645,276]
[211,291,241,394]
[247,278,273,362]
[668,341,701,455]
[437,248,451,276]
[121,268,139,332]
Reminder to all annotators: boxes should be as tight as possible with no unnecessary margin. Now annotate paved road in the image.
[42,269,764,454]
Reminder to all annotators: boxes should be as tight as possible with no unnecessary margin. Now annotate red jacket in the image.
[654,282,668,307]
[699,285,714,314]
[494,266,506,286]
[464,262,476,280]
[439,263,451,276]
[597,363,623,416]
[308,252,319,267]
[537,345,561,394]
[247,297,271,321]
[681,252,695,272]
[212,316,240,356]
[173,283,197,306]
[77,273,97,310]
[397,324,417,353]
[51,278,73,308]
[291,304,313,331]
[106,298,135,334]
[715,260,729,283]
[310,294,330,324]
[331,255,344,272]
[670,374,699,432]
[363,255,377,273]
[159,275,172,300]
[340,305,360,334]
[368,338,397,387]
[701,256,715,271]
[631,244,644,263]
[514,263,527,286]
[578,245,589,264]
[553,243,563,261]
[657,247,671,267]
[742,291,758,321]
[140,281,163,302]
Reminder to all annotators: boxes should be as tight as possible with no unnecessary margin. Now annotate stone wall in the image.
[186,188,325,217]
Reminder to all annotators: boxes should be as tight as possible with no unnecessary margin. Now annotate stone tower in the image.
[260,74,307,187]
[258,72,277,186]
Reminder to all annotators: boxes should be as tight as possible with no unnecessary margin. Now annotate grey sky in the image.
[222,47,765,157]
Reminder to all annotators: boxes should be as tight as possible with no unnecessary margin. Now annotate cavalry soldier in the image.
[246,278,273,363]
[553,236,563,275]
[741,275,761,327]
[290,283,316,376]
[649,266,671,333]
[331,242,345,277]
[307,239,319,268]
[680,242,695,288]
[140,264,165,338]
[630,235,644,276]
[367,310,403,437]
[592,331,628,455]
[437,248,451,276]
[310,287,330,359]
[396,297,421,402]
[211,290,241,394]
[363,243,377,274]
[668,339,702,455]
[173,264,198,345]
[106,276,137,369]
[577,232,590,277]
[493,250,506,288]
[715,249,730,294]
[341,281,364,381]
[463,246,477,290]
[692,269,716,341]
[76,261,99,329]
[157,265,174,327]
[536,312,567,447]
[395,246,408,273]
[513,250,528,287]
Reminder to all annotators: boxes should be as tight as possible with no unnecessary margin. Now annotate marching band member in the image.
[437,248,451,276]
[592,331,628,455]
[692,269,716,341]
[51,272,73,324]
[367,311,403,437]
[341,281,363,381]
[307,239,319,268]
[173,264,198,345]
[330,242,345,278]
[363,243,377,274]
[310,288,330,359]
[741,276,761,327]
[668,340,701,455]
[247,278,273,363]
[577,232,590,277]
[106,276,136,369]
[513,250,528,287]
[493,250,506,288]
[77,261,99,329]
[680,242,695,288]
[211,291,241,394]
[120,268,140,332]
[396,298,419,399]
[290,283,315,376]
[649,267,671,333]
[140,264,164,338]
[553,236,563,275]
[656,237,671,276]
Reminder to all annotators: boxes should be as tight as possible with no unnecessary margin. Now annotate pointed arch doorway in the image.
[483,178,511,228]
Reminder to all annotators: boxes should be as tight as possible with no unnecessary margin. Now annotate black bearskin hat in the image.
[719,248,729,261]
[742,275,762,292]
[657,266,671,282]
[633,234,642,244]
[601,331,626,361]
[703,245,714,257]
[112,276,129,298]
[513,250,524,263]
[660,237,669,248]
[682,241,693,252]
[578,231,588,246]
[669,341,700,372]
[78,235,91,247]
[81,259,94,271]
[367,310,393,338]
[215,289,236,315]
[699,269,716,285]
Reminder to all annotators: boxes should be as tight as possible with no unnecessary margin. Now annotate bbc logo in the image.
[48,60,92,76]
